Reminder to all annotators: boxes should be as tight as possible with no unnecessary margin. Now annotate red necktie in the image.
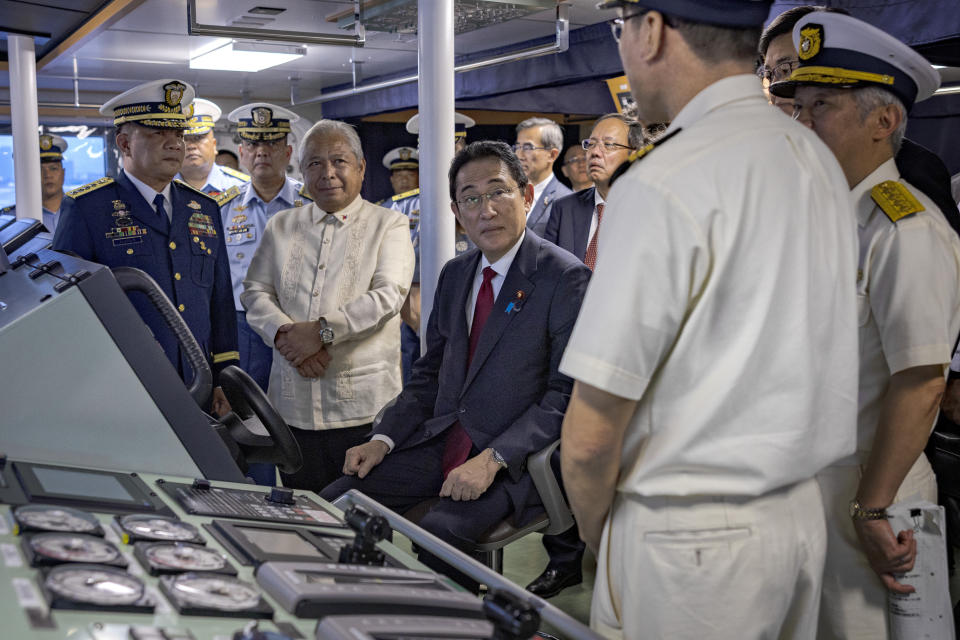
[584,203,604,271]
[442,266,497,478]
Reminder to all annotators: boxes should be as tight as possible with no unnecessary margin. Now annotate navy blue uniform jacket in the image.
[52,170,238,381]
[543,186,596,262]
[374,232,591,518]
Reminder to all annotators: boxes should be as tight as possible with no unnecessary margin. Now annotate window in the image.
[0,125,108,208]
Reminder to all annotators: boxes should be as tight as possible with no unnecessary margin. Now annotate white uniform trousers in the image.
[592,478,826,640]
[816,455,938,639]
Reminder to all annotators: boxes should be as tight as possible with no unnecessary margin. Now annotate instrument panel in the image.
[0,459,433,640]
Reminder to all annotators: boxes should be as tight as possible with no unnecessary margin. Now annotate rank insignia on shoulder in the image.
[220,166,250,182]
[294,199,303,207]
[298,185,313,202]
[187,200,202,210]
[174,179,218,202]
[0,205,13,214]
[393,188,420,201]
[871,180,924,223]
[608,127,682,188]
[67,177,115,198]
[216,186,242,207]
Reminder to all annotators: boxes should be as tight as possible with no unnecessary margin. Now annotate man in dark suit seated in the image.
[320,141,591,587]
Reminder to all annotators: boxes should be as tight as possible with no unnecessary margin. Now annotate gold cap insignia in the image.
[164,81,187,108]
[399,148,411,160]
[39,135,53,151]
[252,107,273,127]
[798,24,823,61]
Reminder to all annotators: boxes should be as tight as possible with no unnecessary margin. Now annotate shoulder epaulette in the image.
[67,177,114,198]
[298,185,313,202]
[174,179,219,203]
[608,127,682,189]
[393,188,420,202]
[215,185,243,207]
[220,166,250,182]
[871,180,924,223]
[1,205,14,214]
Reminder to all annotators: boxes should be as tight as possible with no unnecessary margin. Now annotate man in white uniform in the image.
[771,13,960,637]
[175,98,249,198]
[559,1,859,638]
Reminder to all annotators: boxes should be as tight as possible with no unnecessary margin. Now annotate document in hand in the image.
[887,501,954,640]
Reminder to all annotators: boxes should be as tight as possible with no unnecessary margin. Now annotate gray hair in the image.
[299,119,364,167]
[516,117,564,150]
[851,87,907,154]
[593,113,645,150]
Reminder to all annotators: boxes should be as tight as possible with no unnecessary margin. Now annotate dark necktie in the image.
[153,193,170,232]
[442,266,497,478]
[584,202,604,271]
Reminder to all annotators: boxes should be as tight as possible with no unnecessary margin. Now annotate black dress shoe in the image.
[525,567,583,599]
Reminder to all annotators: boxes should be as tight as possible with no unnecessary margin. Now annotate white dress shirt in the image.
[242,195,415,430]
[125,171,172,220]
[589,188,605,241]
[561,75,859,497]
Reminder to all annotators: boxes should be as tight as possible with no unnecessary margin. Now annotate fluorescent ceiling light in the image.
[190,40,305,72]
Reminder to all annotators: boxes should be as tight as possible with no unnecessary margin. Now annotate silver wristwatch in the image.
[490,449,508,470]
[317,317,335,345]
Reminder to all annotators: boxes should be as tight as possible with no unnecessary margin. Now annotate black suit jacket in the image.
[543,187,596,262]
[374,232,590,514]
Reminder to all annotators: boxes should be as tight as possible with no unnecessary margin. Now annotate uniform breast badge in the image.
[187,200,202,211]
[187,212,218,237]
[107,200,146,246]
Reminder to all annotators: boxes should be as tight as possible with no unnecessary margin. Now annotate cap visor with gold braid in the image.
[769,13,939,110]
[228,103,298,142]
[100,79,195,129]
[184,98,222,136]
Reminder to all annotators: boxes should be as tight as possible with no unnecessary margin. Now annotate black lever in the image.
[338,505,390,566]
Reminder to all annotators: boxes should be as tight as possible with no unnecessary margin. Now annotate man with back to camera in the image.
[770,12,960,636]
[559,144,592,193]
[52,79,236,414]
[559,1,859,637]
[524,111,643,599]
[242,119,414,493]
[3,133,69,233]
[514,117,571,237]
[176,98,249,198]
[319,140,591,588]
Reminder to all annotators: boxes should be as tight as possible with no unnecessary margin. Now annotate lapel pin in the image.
[506,290,525,314]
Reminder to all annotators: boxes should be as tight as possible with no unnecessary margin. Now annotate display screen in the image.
[33,467,134,502]
[239,527,325,557]
[304,573,444,589]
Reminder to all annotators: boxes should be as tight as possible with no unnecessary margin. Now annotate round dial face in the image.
[30,533,120,564]
[15,505,99,534]
[119,515,199,541]
[145,544,226,572]
[45,565,144,605]
[168,574,261,611]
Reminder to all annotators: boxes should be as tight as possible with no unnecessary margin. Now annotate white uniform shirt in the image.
[241,196,415,430]
[175,163,249,197]
[560,75,859,497]
[852,158,960,459]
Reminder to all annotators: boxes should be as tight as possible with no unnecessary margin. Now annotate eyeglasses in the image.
[581,139,633,153]
[607,9,667,43]
[564,155,587,166]
[756,60,799,84]
[455,187,520,212]
[512,142,548,154]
